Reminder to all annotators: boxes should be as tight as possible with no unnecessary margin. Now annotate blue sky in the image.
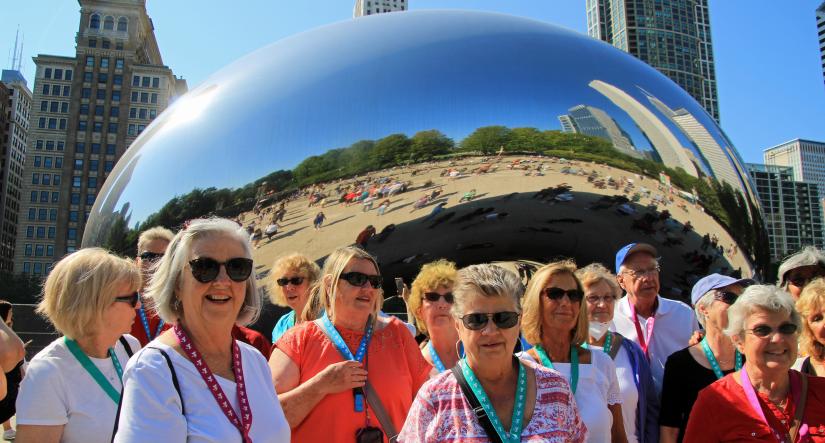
[3,0,824,163]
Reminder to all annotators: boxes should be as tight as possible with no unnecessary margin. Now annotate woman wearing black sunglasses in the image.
[270,246,430,443]
[114,218,290,442]
[16,248,140,443]
[521,260,627,443]
[399,263,586,442]
[685,284,825,442]
[408,259,461,373]
[269,253,321,344]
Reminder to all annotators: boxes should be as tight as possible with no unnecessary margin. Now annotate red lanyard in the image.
[174,325,252,442]
[629,302,655,360]
[740,368,805,443]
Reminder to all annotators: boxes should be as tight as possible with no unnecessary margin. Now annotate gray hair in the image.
[777,246,825,288]
[146,218,261,325]
[451,264,524,317]
[724,284,801,338]
[694,291,715,328]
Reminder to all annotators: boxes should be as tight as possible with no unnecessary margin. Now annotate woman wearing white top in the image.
[114,218,289,442]
[577,263,659,443]
[16,248,142,443]
[521,260,628,443]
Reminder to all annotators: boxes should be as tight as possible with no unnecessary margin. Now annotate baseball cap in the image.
[615,243,658,274]
[690,273,753,305]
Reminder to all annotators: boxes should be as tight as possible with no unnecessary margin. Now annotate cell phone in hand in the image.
[394,277,405,296]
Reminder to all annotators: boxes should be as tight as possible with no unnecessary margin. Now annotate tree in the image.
[410,130,453,161]
[370,134,411,167]
[460,126,511,153]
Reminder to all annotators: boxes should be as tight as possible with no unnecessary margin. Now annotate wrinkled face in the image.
[177,234,248,327]
[137,238,170,290]
[101,279,138,337]
[617,252,660,301]
[786,265,825,299]
[541,273,581,334]
[804,305,825,350]
[585,280,617,324]
[277,267,311,311]
[455,293,521,363]
[735,307,798,373]
[333,258,380,320]
[418,284,455,335]
[701,284,744,331]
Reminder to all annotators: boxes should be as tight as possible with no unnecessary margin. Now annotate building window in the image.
[98,73,108,84]
[54,69,63,80]
[75,142,85,153]
[61,102,68,113]
[130,91,138,102]
[150,93,158,104]
[36,140,44,150]
[88,38,97,48]
[117,17,127,32]
[108,123,118,133]
[138,109,147,119]
[90,13,100,29]
[140,92,148,103]
[38,118,45,129]
[73,177,81,188]
[91,144,100,154]
[102,39,110,49]
[78,121,87,131]
[65,70,72,80]
[69,211,78,222]
[38,209,47,221]
[93,122,102,133]
[106,144,116,155]
[24,245,31,257]
[49,209,57,221]
[71,193,80,205]
[110,107,119,117]
[44,157,53,168]
[27,208,35,220]
[79,104,89,115]
[104,16,114,30]
[152,77,159,88]
[30,192,37,203]
[74,159,84,170]
[51,85,61,95]
[48,118,57,129]
[47,245,54,257]
[63,85,70,96]
[86,194,96,205]
[112,91,121,102]
[33,263,42,275]
[96,89,106,100]
[45,141,54,151]
[52,192,59,204]
[40,191,48,203]
[115,59,124,70]
[100,58,109,69]
[128,124,135,136]
[149,109,157,119]
[35,245,44,257]
[88,177,97,188]
[113,74,122,85]
[116,42,123,50]
[40,101,47,112]
[95,105,104,116]
[129,108,136,118]
[33,156,41,167]
[86,56,95,67]
[54,175,61,186]
[36,227,45,238]
[104,161,114,172]
[50,101,58,113]
[141,77,150,88]
[132,76,140,87]
[26,226,33,238]
[59,119,67,130]
[57,141,64,151]
[82,88,91,98]
[32,173,39,185]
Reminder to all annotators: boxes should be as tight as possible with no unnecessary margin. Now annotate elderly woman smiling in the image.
[684,284,825,442]
[114,218,290,442]
[399,264,586,442]
[269,253,321,343]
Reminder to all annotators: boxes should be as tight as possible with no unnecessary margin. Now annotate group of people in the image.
[6,216,825,442]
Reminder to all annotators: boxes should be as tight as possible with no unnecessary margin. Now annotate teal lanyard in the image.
[428,341,464,373]
[460,358,527,443]
[534,344,579,394]
[582,331,612,353]
[700,338,742,379]
[64,337,124,404]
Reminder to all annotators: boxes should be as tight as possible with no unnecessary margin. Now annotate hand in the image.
[316,360,368,395]
[688,330,704,347]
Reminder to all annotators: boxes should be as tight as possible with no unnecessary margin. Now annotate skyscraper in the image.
[14,0,184,276]
[585,0,720,122]
[818,2,825,90]
[353,0,407,17]
[764,139,825,201]
[0,70,32,272]
[560,104,641,159]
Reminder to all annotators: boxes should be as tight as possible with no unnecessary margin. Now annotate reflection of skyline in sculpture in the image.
[588,79,698,177]
[559,105,643,159]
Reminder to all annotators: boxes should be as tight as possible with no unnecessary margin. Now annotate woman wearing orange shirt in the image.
[269,246,431,442]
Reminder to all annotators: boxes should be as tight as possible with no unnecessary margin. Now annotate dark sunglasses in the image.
[189,257,253,283]
[747,323,798,338]
[713,291,739,305]
[788,274,825,288]
[542,287,584,302]
[339,271,382,289]
[423,292,454,304]
[460,311,520,330]
[276,276,305,287]
[114,291,140,308]
[139,251,164,262]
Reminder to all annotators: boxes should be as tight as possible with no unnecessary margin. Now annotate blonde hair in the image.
[146,218,261,325]
[409,259,458,335]
[522,260,589,347]
[797,278,825,360]
[37,248,140,339]
[307,246,383,324]
[268,253,321,307]
[451,264,523,317]
[137,226,174,253]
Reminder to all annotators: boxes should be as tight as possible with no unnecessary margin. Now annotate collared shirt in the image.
[611,295,698,395]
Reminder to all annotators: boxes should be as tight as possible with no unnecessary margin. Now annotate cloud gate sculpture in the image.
[83,10,767,330]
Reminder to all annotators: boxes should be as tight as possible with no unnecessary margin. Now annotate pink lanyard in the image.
[174,325,252,442]
[740,368,806,443]
[629,302,655,360]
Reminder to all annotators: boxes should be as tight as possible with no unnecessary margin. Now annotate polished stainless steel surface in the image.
[84,11,767,320]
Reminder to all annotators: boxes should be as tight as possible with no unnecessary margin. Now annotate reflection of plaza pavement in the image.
[244,155,752,329]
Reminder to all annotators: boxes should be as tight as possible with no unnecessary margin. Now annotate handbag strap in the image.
[363,381,398,442]
[607,332,623,360]
[790,372,809,442]
[451,364,504,443]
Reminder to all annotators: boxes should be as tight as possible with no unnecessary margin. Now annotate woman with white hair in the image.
[16,248,140,443]
[269,246,430,443]
[684,284,825,442]
[114,218,290,442]
[399,264,586,442]
[659,273,750,443]
[777,246,825,300]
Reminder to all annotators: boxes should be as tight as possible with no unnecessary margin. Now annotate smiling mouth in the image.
[206,295,231,303]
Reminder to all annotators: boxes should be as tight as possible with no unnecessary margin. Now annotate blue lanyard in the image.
[700,338,742,379]
[64,337,124,404]
[320,313,373,412]
[138,304,164,341]
[428,341,464,372]
[534,344,579,394]
[461,358,527,443]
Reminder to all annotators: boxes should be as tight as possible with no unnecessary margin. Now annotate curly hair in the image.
[797,278,825,360]
[409,259,458,335]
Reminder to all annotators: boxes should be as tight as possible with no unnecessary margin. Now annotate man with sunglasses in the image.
[777,245,825,300]
[130,226,174,346]
[612,242,699,395]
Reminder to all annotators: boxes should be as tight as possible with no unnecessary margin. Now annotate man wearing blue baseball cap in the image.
[611,242,699,396]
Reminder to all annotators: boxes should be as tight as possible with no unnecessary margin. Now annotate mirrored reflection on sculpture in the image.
[83,10,767,327]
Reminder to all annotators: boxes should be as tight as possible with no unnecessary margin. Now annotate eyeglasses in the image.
[276,276,305,287]
[139,251,164,262]
[114,291,140,308]
[713,291,739,305]
[339,271,382,289]
[459,311,520,330]
[746,323,798,338]
[423,292,454,304]
[585,294,617,304]
[188,257,253,283]
[787,273,825,288]
[622,266,660,280]
[542,287,584,303]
